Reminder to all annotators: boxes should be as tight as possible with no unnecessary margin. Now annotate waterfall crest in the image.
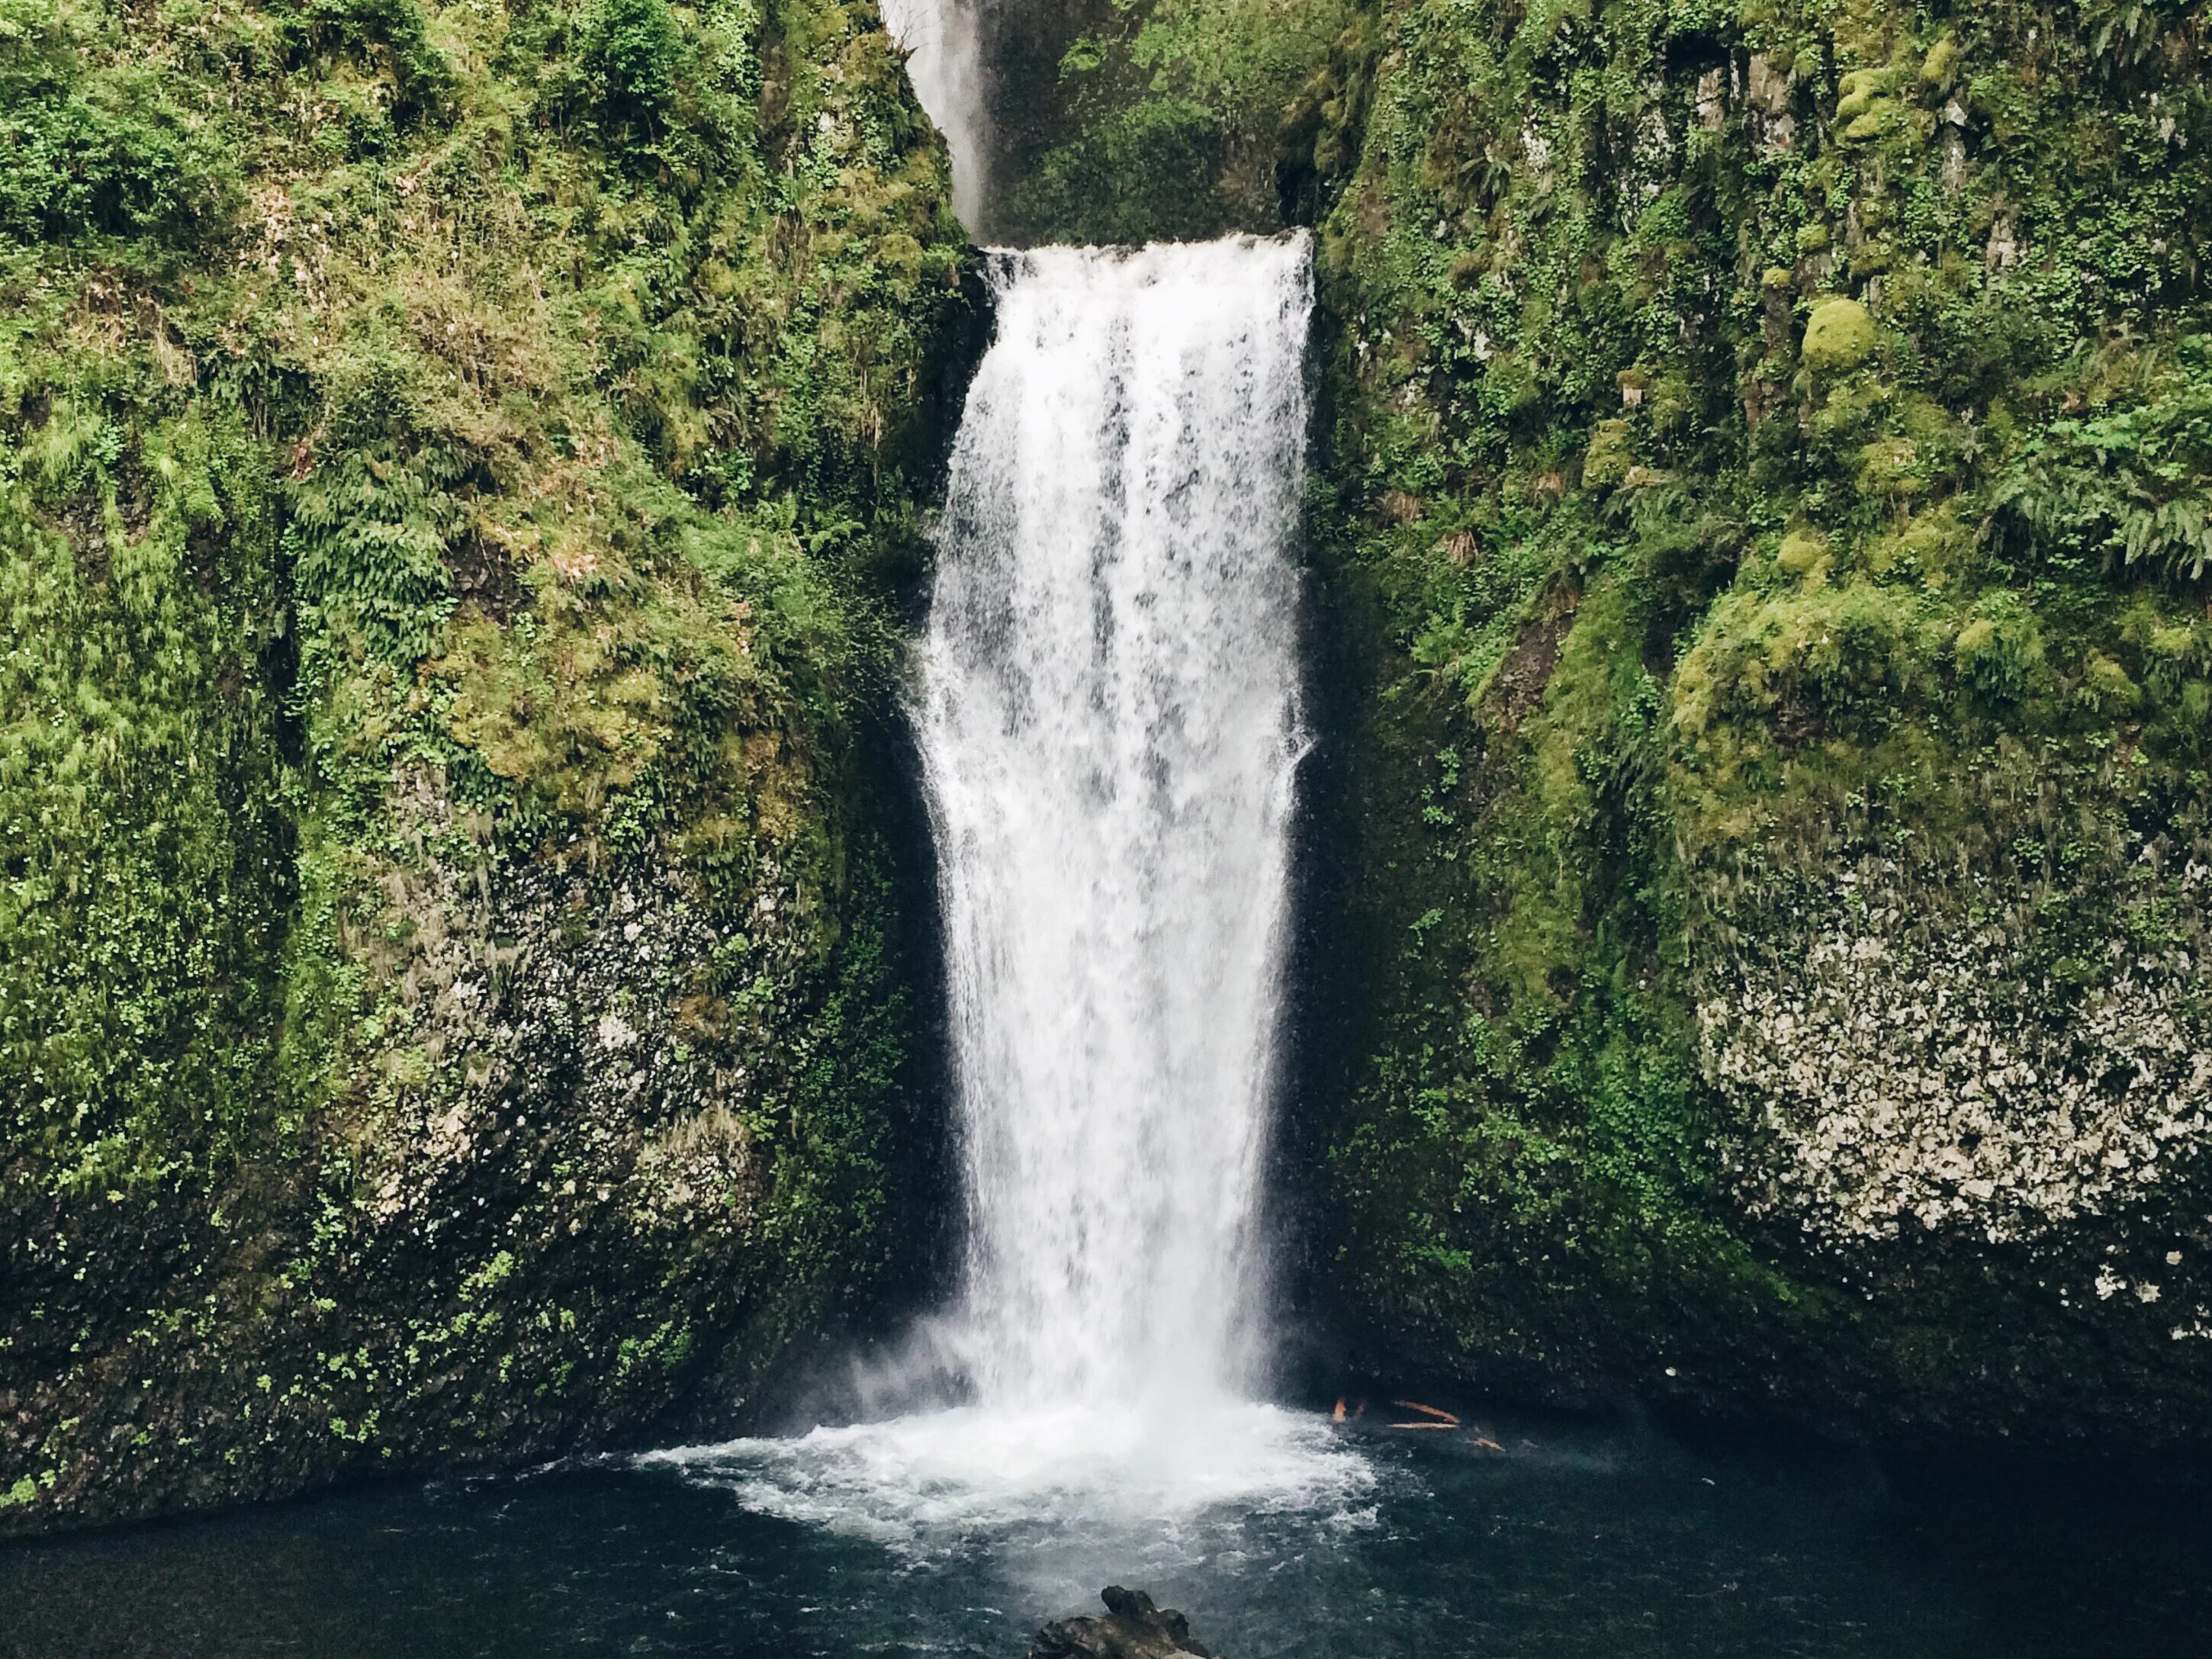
[920,235,1313,1410]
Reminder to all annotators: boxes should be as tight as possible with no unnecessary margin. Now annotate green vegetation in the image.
[2,0,968,1531]
[988,0,1360,243]
[1008,0,2212,1436]
[1800,296,1876,374]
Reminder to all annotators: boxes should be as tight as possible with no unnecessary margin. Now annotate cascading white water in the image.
[879,0,991,227]
[644,5,1371,1555]
[920,235,1313,1413]
[645,236,1368,1542]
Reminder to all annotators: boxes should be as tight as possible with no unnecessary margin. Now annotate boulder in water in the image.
[1027,1586,1216,1659]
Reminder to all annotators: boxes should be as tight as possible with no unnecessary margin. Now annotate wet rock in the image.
[1028,1586,1216,1659]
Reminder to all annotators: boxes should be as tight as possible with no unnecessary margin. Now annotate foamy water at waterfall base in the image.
[648,236,1373,1546]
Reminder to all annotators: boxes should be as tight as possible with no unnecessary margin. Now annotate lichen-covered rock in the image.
[1702,854,2212,1249]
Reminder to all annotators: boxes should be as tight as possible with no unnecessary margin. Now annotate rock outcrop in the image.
[0,0,969,1535]
[1030,1587,1216,1659]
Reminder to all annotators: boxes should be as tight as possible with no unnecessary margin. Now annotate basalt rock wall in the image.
[1295,0,2212,1448]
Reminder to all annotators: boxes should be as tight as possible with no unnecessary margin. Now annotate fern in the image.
[1991,341,2212,591]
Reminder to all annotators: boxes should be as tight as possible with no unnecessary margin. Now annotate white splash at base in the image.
[641,1399,1373,1552]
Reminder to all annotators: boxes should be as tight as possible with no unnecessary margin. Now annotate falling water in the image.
[646,237,1366,1545]
[879,0,992,227]
[644,8,1369,1558]
[921,236,1313,1409]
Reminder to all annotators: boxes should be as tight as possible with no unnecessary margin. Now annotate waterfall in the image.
[645,8,1369,1551]
[879,0,992,227]
[919,236,1313,1410]
[648,234,1364,1536]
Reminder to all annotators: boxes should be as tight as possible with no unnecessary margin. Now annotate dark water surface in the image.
[5,1410,2206,1658]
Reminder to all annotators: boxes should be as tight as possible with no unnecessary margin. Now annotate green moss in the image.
[1776,529,1829,579]
[1842,102,1899,143]
[1834,68,1892,124]
[1919,33,1960,88]
[1802,297,1878,375]
[2079,649,2143,714]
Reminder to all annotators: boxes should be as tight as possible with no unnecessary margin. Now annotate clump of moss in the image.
[1583,418,1634,487]
[1802,297,1878,375]
[1776,528,1829,579]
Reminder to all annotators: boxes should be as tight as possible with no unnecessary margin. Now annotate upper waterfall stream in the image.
[877,0,990,225]
[647,235,1370,1551]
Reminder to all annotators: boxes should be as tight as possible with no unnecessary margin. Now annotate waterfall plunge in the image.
[645,8,1371,1543]
[647,239,1368,1540]
[921,236,1313,1413]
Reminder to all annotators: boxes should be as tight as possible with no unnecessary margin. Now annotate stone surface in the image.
[1029,1587,1217,1659]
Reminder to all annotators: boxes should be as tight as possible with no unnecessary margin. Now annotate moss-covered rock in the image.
[1802,297,1877,375]
[1,0,970,1535]
[1283,0,2212,1452]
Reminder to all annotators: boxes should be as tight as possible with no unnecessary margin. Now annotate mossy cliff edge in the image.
[1,0,970,1533]
[982,0,2212,1448]
[1306,0,2212,1452]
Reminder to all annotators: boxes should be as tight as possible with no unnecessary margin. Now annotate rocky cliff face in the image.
[937,0,2212,1451]
[2,0,969,1533]
[1297,0,2212,1446]
[7,0,2210,1541]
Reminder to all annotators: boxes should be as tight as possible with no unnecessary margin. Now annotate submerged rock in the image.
[1029,1586,1217,1659]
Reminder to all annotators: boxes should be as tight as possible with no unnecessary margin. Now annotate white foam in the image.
[643,1400,1371,1551]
